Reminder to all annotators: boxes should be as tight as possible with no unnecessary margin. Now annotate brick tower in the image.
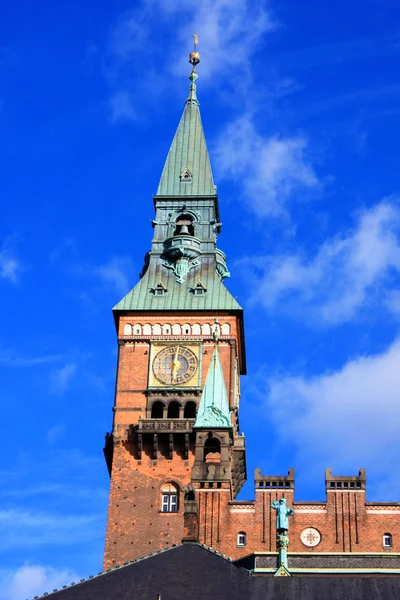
[103,47,247,568]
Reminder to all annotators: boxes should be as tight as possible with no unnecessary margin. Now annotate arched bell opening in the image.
[204,436,221,463]
[174,215,194,236]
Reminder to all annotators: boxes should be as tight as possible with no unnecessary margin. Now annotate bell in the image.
[176,224,190,235]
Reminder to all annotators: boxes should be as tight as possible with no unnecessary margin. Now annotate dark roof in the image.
[32,544,400,600]
[38,545,250,600]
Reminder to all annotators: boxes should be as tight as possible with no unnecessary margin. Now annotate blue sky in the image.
[1,0,400,597]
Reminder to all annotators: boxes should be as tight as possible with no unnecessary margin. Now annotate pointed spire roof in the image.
[156,71,216,197]
[194,346,231,429]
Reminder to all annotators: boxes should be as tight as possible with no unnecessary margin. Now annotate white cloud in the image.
[0,348,64,366]
[240,200,400,323]
[266,337,400,498]
[94,256,133,296]
[0,240,21,282]
[46,424,66,444]
[108,89,137,123]
[49,363,76,395]
[105,0,274,121]
[0,564,79,600]
[0,508,102,549]
[214,116,319,216]
[159,0,273,82]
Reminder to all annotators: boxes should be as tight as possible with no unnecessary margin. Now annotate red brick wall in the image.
[103,311,242,569]
[195,488,400,560]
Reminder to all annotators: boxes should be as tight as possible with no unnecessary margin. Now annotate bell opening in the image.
[174,216,194,236]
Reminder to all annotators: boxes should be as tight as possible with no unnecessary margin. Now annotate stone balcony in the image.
[138,418,195,433]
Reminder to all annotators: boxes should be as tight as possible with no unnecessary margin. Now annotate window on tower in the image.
[237,532,246,547]
[204,436,221,462]
[151,401,164,419]
[161,483,179,512]
[167,401,180,419]
[383,533,392,548]
[184,401,196,418]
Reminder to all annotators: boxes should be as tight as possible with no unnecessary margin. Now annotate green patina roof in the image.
[113,262,242,312]
[194,346,231,429]
[156,80,216,197]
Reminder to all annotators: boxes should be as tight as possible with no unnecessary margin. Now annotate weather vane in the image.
[189,33,200,73]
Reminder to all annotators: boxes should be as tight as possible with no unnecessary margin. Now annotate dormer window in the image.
[154,280,167,297]
[179,166,192,183]
[193,278,207,296]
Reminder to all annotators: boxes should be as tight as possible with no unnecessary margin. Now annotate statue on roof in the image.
[271,498,294,532]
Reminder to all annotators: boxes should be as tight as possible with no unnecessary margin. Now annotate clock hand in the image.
[171,346,180,383]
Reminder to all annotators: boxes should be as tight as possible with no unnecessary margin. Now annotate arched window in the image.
[221,323,230,335]
[143,324,152,336]
[182,324,191,335]
[237,532,246,547]
[201,323,211,335]
[383,533,392,548]
[184,401,196,419]
[133,324,142,335]
[162,324,171,335]
[151,401,164,419]
[153,324,162,335]
[168,401,180,419]
[161,483,178,512]
[192,324,201,335]
[172,324,181,335]
[204,437,221,462]
[123,323,132,335]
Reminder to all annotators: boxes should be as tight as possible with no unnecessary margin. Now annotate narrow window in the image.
[383,533,392,548]
[237,532,246,547]
[161,483,179,513]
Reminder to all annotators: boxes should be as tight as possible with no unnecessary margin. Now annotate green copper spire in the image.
[194,346,231,429]
[156,46,216,197]
[112,39,246,375]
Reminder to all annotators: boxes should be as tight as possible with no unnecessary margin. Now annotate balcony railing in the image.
[138,418,195,432]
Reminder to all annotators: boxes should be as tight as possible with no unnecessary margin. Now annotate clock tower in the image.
[103,44,247,568]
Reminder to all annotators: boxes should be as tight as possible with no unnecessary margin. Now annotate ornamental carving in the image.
[163,257,200,284]
[300,528,321,547]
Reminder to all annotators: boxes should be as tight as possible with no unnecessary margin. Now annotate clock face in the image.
[153,346,198,385]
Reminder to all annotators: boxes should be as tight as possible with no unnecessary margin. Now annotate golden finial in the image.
[189,33,200,73]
